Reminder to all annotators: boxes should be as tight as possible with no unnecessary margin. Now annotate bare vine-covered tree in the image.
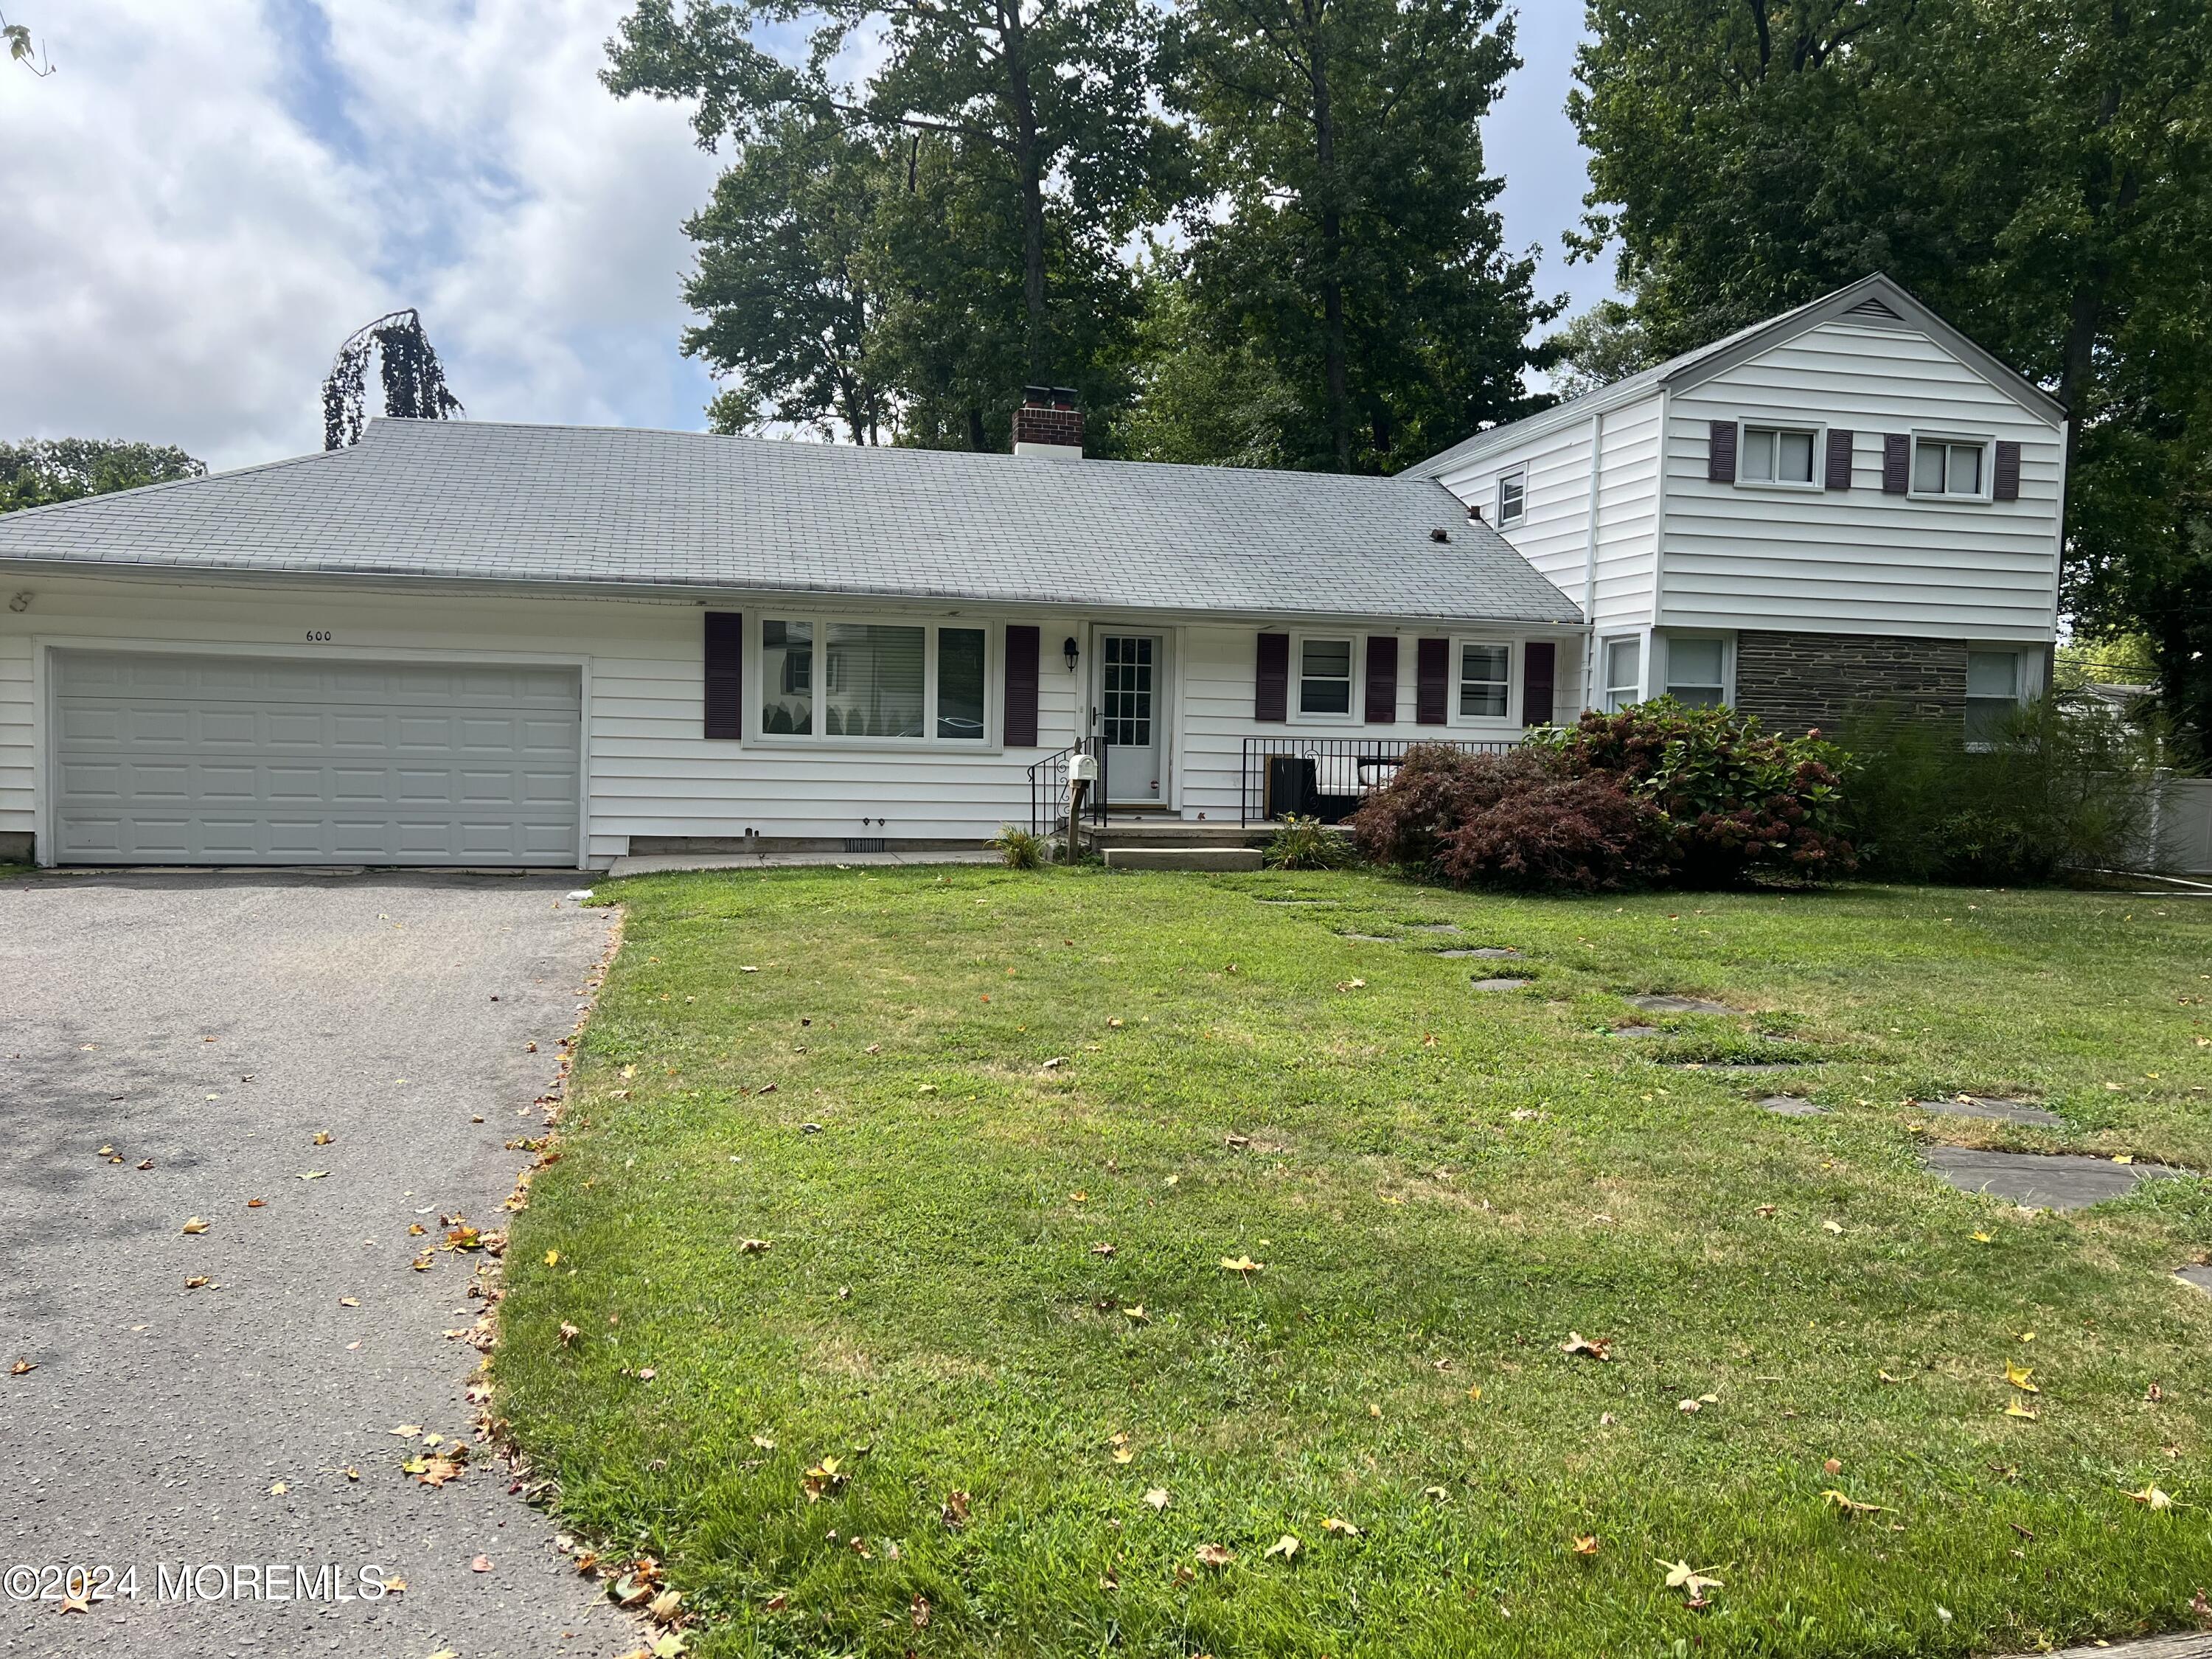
[321,310,465,451]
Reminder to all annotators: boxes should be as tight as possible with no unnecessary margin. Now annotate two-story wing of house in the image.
[1407,272,2067,745]
[0,275,2065,872]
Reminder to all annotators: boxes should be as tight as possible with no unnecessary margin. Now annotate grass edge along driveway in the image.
[494,866,2212,1659]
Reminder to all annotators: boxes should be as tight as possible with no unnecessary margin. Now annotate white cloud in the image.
[0,0,721,470]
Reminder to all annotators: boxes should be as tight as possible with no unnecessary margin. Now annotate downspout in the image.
[1582,407,1604,712]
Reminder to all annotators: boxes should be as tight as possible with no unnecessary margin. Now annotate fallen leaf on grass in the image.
[557,1323,581,1348]
[1262,1534,1300,1560]
[2003,1399,2040,1421]
[911,1594,931,1630]
[1562,1332,1613,1361]
[1121,1305,1150,1323]
[1677,1394,1718,1413]
[738,1239,771,1254]
[2124,1486,2174,1510]
[1090,1242,1116,1257]
[1335,978,1366,991]
[942,1490,971,1528]
[1821,1220,1844,1234]
[1220,1255,1264,1276]
[1571,1534,1599,1557]
[1658,1559,1723,1598]
[801,1457,848,1501]
[1822,1490,1890,1517]
[2006,1363,2039,1393]
[1144,1488,1171,1511]
[763,1593,788,1611]
[648,1588,683,1623]
[1194,1543,1235,1568]
[1323,1517,1360,1537]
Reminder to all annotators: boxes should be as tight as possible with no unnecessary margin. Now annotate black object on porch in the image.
[1240,736,1520,826]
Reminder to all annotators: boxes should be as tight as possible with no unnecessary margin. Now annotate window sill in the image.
[1906,490,1993,505]
[745,734,1005,756]
[1731,479,1823,493]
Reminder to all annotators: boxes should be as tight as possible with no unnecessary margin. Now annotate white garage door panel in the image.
[53,651,582,866]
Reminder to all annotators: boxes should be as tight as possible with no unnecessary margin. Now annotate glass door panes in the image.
[1103,635,1153,746]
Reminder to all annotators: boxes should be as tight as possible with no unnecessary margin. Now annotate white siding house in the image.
[0,278,2070,870]
[1411,274,2067,740]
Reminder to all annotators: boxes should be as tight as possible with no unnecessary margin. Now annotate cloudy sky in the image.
[0,1,1615,473]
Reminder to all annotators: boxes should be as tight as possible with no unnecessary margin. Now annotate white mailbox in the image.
[1068,753,1100,785]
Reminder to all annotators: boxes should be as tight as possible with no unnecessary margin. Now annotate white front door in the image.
[1096,632,1164,805]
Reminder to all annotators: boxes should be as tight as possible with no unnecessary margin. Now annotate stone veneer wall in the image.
[1731,630,1967,735]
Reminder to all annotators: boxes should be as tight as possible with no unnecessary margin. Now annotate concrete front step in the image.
[1091,821,1275,849]
[1102,846,1266,872]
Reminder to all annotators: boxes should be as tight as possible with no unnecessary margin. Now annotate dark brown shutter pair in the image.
[1258,633,1414,723]
[703,612,743,739]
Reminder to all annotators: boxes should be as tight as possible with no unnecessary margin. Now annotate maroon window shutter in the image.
[1825,428,1854,490]
[1003,625,1040,747]
[1523,641,1557,727]
[1992,440,2023,501]
[1882,434,1911,494]
[1364,636,1398,724]
[1708,420,1738,483]
[1415,638,1449,726]
[703,611,743,740]
[1255,633,1290,723]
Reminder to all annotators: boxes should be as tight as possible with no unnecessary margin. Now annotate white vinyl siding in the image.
[1661,319,2061,639]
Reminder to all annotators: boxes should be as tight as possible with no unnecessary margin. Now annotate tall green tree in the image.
[606,0,1180,445]
[683,112,898,444]
[1166,0,1552,473]
[1,439,204,514]
[1571,0,2212,748]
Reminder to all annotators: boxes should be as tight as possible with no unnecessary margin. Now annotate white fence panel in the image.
[2152,776,2212,875]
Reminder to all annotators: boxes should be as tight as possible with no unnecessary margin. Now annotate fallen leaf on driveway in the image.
[184,1276,210,1290]
[59,1594,91,1615]
[313,1130,334,1146]
[181,1217,209,1235]
[470,1556,492,1573]
[246,1197,266,1208]
[9,1360,33,1377]
[338,1297,360,1308]
[298,1171,329,1181]
[392,1425,422,1438]
[269,1481,288,1495]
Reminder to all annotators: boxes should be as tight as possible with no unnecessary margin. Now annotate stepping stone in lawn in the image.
[1670,1060,1799,1074]
[2177,1265,2212,1295]
[1629,994,1742,1015]
[1471,977,1533,992]
[1338,933,1398,943]
[1436,946,1523,959]
[1609,1024,1664,1038]
[1922,1147,2184,1211]
[1760,1096,1831,1116]
[1255,898,1329,905]
[1908,1094,2063,1127]
[1411,922,1462,933]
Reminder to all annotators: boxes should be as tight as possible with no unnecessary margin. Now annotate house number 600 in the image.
[305,630,333,641]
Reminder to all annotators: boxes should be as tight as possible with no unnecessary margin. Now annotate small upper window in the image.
[1299,637,1354,716]
[1458,642,1510,720]
[1603,636,1641,714]
[1965,649,2021,745]
[1497,470,1526,526]
[1914,437,1986,498]
[1741,425,1818,485]
[1666,637,1725,708]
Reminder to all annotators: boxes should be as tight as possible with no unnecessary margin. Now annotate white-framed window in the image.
[1913,435,1991,499]
[1663,636,1727,707]
[1739,422,1821,487]
[757,615,992,743]
[1497,469,1526,526]
[1457,641,1512,720]
[1602,636,1642,713]
[1965,648,2023,746]
[1297,635,1356,718]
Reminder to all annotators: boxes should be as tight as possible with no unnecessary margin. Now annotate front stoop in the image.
[1102,846,1265,872]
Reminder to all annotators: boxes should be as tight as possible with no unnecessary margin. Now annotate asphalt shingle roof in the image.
[0,418,1582,626]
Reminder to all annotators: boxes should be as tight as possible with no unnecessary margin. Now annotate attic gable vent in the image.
[1846,296,1902,320]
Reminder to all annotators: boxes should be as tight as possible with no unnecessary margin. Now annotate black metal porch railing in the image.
[1026,737,1108,838]
[1239,735,1522,826]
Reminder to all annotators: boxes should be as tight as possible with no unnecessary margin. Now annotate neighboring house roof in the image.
[1405,273,2067,481]
[0,417,1582,627]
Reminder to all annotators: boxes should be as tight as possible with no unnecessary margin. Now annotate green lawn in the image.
[495,869,2212,1658]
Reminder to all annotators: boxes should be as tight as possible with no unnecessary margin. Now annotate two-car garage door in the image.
[52,651,581,866]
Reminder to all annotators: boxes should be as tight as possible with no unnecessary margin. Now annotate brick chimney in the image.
[1012,385,1084,459]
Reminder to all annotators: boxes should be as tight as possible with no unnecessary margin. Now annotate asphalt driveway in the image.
[0,869,634,1658]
